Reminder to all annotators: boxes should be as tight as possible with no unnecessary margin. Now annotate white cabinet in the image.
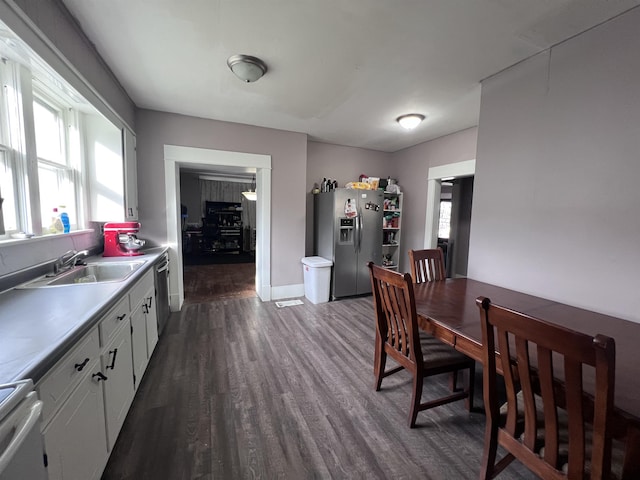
[382,192,403,270]
[143,286,158,358]
[38,329,101,425]
[130,304,148,389]
[129,269,158,390]
[37,264,162,480]
[101,322,135,450]
[41,357,108,480]
[123,127,138,221]
[85,118,137,222]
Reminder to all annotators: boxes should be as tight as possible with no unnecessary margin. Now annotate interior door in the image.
[356,190,383,294]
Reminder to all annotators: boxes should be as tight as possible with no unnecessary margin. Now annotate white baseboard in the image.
[257,283,271,301]
[270,283,305,301]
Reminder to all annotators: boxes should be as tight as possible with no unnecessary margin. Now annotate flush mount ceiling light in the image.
[396,113,425,130]
[242,176,257,201]
[227,54,268,83]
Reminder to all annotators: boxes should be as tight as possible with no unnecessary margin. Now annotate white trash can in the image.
[301,256,333,304]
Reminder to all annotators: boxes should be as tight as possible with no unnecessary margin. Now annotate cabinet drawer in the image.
[38,328,100,426]
[129,269,154,310]
[99,296,130,347]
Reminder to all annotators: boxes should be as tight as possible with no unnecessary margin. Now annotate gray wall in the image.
[469,8,640,322]
[388,127,478,272]
[136,109,308,288]
[305,141,391,255]
[179,173,201,225]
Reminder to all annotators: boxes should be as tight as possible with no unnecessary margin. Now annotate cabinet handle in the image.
[146,296,153,310]
[106,348,118,370]
[117,314,126,321]
[75,358,90,371]
[92,372,108,382]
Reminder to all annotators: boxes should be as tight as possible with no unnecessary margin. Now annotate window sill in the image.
[0,229,95,246]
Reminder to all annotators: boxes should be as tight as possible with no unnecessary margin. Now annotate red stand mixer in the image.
[103,222,146,257]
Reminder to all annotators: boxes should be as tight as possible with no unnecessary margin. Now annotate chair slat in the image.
[537,345,559,468]
[564,357,585,478]
[515,337,538,451]
[409,248,446,284]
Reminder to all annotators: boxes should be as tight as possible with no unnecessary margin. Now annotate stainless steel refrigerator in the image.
[314,188,383,299]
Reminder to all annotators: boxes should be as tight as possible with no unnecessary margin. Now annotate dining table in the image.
[413,277,640,478]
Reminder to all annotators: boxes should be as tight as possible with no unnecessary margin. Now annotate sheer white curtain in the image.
[199,179,256,231]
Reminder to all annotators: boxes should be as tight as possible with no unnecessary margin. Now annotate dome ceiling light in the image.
[227,54,268,83]
[396,113,425,130]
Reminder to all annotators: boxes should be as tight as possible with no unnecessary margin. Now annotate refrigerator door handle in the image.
[354,212,359,253]
[358,208,364,251]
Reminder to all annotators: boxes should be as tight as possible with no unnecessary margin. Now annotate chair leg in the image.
[374,333,386,391]
[449,371,458,392]
[465,362,475,412]
[479,419,499,480]
[409,374,424,428]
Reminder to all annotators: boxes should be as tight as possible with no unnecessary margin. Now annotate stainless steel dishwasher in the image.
[155,252,170,335]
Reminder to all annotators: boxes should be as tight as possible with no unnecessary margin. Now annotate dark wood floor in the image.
[102,295,535,479]
[183,263,257,303]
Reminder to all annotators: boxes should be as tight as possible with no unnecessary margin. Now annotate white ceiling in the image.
[62,0,640,153]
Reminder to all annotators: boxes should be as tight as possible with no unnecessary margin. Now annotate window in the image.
[33,95,79,232]
[438,200,452,239]
[0,149,18,233]
[0,19,129,241]
[0,53,84,238]
[0,59,23,235]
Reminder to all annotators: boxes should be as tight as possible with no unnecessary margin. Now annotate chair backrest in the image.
[476,297,616,480]
[409,248,446,283]
[368,262,422,371]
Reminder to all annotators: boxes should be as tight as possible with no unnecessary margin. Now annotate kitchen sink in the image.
[18,262,145,288]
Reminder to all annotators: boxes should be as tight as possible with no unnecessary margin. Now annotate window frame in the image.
[32,89,81,232]
[0,57,85,238]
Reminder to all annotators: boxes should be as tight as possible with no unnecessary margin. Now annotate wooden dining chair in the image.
[409,247,467,393]
[409,248,446,284]
[368,262,475,428]
[476,296,624,479]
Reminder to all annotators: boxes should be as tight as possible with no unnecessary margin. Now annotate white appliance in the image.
[0,379,47,480]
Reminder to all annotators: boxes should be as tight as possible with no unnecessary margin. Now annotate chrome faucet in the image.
[52,249,89,275]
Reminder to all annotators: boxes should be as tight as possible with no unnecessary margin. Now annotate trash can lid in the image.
[301,256,333,267]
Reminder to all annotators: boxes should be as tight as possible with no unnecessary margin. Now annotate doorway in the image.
[424,159,475,278]
[180,169,258,302]
[437,176,474,277]
[164,145,272,311]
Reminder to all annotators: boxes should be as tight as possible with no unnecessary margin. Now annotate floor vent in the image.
[275,299,304,308]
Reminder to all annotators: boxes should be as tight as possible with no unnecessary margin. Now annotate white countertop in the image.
[0,247,167,384]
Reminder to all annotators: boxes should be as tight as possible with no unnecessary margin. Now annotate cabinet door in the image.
[144,288,158,358]
[101,324,135,450]
[43,362,108,480]
[130,304,148,389]
[123,127,138,221]
[87,115,125,222]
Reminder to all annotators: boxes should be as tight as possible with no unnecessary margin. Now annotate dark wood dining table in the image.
[413,278,640,477]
